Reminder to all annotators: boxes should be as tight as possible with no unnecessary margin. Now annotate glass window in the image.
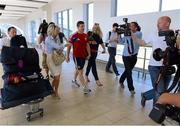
[69,9,73,35]
[117,0,159,16]
[162,0,180,11]
[30,20,36,43]
[57,9,73,38]
[88,3,94,30]
[57,12,62,28]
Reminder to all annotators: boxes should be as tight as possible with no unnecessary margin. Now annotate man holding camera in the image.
[157,93,180,108]
[132,16,172,106]
[105,23,120,76]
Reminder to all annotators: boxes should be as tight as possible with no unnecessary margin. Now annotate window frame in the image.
[57,9,73,38]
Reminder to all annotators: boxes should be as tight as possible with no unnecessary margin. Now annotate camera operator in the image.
[105,23,120,76]
[157,93,180,108]
[131,16,172,106]
[119,22,142,95]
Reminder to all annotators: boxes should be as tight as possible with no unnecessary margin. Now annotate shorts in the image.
[42,53,48,69]
[73,57,86,70]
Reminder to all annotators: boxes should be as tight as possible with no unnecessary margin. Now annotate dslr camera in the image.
[149,30,180,124]
[115,18,131,36]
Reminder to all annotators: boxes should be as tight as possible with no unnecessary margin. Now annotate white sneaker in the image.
[72,80,80,87]
[83,88,91,94]
[130,90,136,95]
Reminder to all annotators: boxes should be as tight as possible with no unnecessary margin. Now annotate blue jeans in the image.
[143,65,171,104]
[106,47,118,74]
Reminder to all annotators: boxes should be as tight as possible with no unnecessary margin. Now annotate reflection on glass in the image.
[117,0,159,16]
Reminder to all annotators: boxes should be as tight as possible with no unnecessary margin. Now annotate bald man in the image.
[131,16,172,106]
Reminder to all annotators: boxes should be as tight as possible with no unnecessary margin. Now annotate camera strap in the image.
[108,31,111,40]
[126,38,134,55]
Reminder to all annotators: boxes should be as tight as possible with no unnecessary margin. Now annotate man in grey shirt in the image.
[105,23,120,76]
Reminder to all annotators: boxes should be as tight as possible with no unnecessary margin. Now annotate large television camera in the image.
[149,30,180,124]
[115,18,131,36]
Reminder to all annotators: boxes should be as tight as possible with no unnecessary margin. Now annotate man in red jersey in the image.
[66,21,91,94]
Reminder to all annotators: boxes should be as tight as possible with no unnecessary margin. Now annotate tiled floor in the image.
[0,53,159,125]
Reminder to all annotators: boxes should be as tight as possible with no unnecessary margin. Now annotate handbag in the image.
[51,50,65,66]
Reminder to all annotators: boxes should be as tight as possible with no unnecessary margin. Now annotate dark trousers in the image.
[119,55,137,91]
[143,66,171,104]
[85,53,99,81]
[106,47,118,74]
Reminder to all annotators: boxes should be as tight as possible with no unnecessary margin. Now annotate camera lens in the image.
[153,48,164,61]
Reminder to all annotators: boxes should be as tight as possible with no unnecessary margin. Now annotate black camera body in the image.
[149,104,180,123]
[159,30,177,47]
[116,18,131,36]
[153,30,180,66]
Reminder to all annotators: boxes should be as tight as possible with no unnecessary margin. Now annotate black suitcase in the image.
[1,46,41,73]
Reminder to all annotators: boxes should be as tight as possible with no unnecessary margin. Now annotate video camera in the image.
[149,30,180,124]
[115,18,131,36]
[153,30,180,65]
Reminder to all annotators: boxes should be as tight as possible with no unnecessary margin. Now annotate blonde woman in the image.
[45,24,69,99]
[85,23,106,86]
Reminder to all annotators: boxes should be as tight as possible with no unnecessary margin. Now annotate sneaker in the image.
[130,90,136,95]
[106,69,113,73]
[83,88,91,94]
[72,80,80,87]
[141,93,146,107]
[119,82,125,89]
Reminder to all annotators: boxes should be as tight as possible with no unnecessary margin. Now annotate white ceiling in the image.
[0,0,52,20]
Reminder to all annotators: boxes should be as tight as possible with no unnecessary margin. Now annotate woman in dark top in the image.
[85,23,106,86]
[58,27,68,44]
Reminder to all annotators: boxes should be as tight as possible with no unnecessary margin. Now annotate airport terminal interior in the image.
[0,0,180,125]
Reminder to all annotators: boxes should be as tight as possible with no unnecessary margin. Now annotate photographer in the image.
[119,22,142,95]
[105,23,120,76]
[157,93,180,108]
[131,16,172,106]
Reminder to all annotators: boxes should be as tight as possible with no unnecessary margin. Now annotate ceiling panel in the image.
[5,6,37,12]
[0,0,46,8]
[0,0,52,20]
[0,10,30,14]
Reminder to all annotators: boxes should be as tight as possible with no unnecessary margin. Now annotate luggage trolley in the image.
[26,98,44,121]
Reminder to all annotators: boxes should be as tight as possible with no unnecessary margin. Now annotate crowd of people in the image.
[0,16,179,109]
